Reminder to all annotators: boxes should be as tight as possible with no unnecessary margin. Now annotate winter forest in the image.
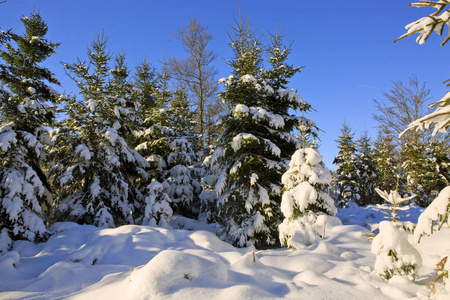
[1,1,450,299]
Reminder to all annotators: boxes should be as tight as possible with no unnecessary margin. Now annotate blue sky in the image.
[1,0,449,168]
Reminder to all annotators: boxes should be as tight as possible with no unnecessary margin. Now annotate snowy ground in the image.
[1,204,449,300]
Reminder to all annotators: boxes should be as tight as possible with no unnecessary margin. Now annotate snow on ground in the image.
[0,204,449,300]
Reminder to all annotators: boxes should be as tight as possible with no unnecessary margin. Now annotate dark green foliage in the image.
[401,140,450,207]
[209,17,312,248]
[355,131,377,205]
[333,122,359,207]
[0,12,60,248]
[373,133,398,198]
[49,33,148,227]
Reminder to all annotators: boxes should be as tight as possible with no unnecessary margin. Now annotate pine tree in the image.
[279,121,337,249]
[134,65,203,220]
[142,181,173,228]
[401,140,450,207]
[0,13,61,251]
[373,133,398,202]
[134,58,172,183]
[49,33,148,227]
[333,122,359,207]
[209,16,311,248]
[355,131,377,205]
[163,86,204,218]
[427,140,450,190]
[372,221,422,281]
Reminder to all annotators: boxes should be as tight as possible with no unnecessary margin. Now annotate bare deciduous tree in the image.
[169,18,220,139]
[373,75,433,149]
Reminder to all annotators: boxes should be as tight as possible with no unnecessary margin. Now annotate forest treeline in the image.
[0,8,449,252]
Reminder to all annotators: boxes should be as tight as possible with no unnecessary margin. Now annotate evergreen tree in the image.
[49,33,148,227]
[134,67,203,220]
[427,140,450,190]
[355,131,377,205]
[333,122,359,207]
[132,58,158,128]
[0,13,60,251]
[208,16,311,248]
[279,142,337,249]
[134,58,172,183]
[373,133,398,202]
[163,86,204,218]
[401,141,430,206]
[401,140,450,207]
[142,181,173,228]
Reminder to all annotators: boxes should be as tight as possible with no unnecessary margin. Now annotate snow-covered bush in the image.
[414,186,450,243]
[142,181,173,228]
[371,221,422,280]
[279,148,337,249]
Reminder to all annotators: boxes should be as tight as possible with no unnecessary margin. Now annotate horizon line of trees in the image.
[1,2,450,253]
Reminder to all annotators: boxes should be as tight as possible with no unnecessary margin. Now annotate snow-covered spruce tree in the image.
[0,13,60,251]
[279,122,337,249]
[372,189,420,280]
[371,220,422,281]
[142,181,173,228]
[134,58,173,183]
[401,141,438,207]
[209,17,309,248]
[373,133,398,202]
[333,122,359,207]
[427,140,450,188]
[396,1,450,136]
[49,33,148,227]
[375,187,416,225]
[134,64,203,219]
[355,131,377,205]
[163,87,204,218]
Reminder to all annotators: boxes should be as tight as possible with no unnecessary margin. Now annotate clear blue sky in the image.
[1,0,449,169]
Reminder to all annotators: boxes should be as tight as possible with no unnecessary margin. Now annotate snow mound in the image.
[1,206,448,299]
[129,250,228,298]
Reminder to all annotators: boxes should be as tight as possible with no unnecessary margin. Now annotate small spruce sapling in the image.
[375,176,416,231]
[371,221,422,280]
[372,178,422,281]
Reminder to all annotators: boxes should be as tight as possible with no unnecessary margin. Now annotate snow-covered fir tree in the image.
[355,131,377,205]
[134,63,203,220]
[333,122,359,207]
[207,17,310,248]
[163,87,204,218]
[401,140,450,207]
[371,221,422,281]
[49,33,148,227]
[134,58,173,183]
[372,133,398,203]
[142,181,173,228]
[426,140,450,193]
[0,13,60,251]
[279,121,337,249]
